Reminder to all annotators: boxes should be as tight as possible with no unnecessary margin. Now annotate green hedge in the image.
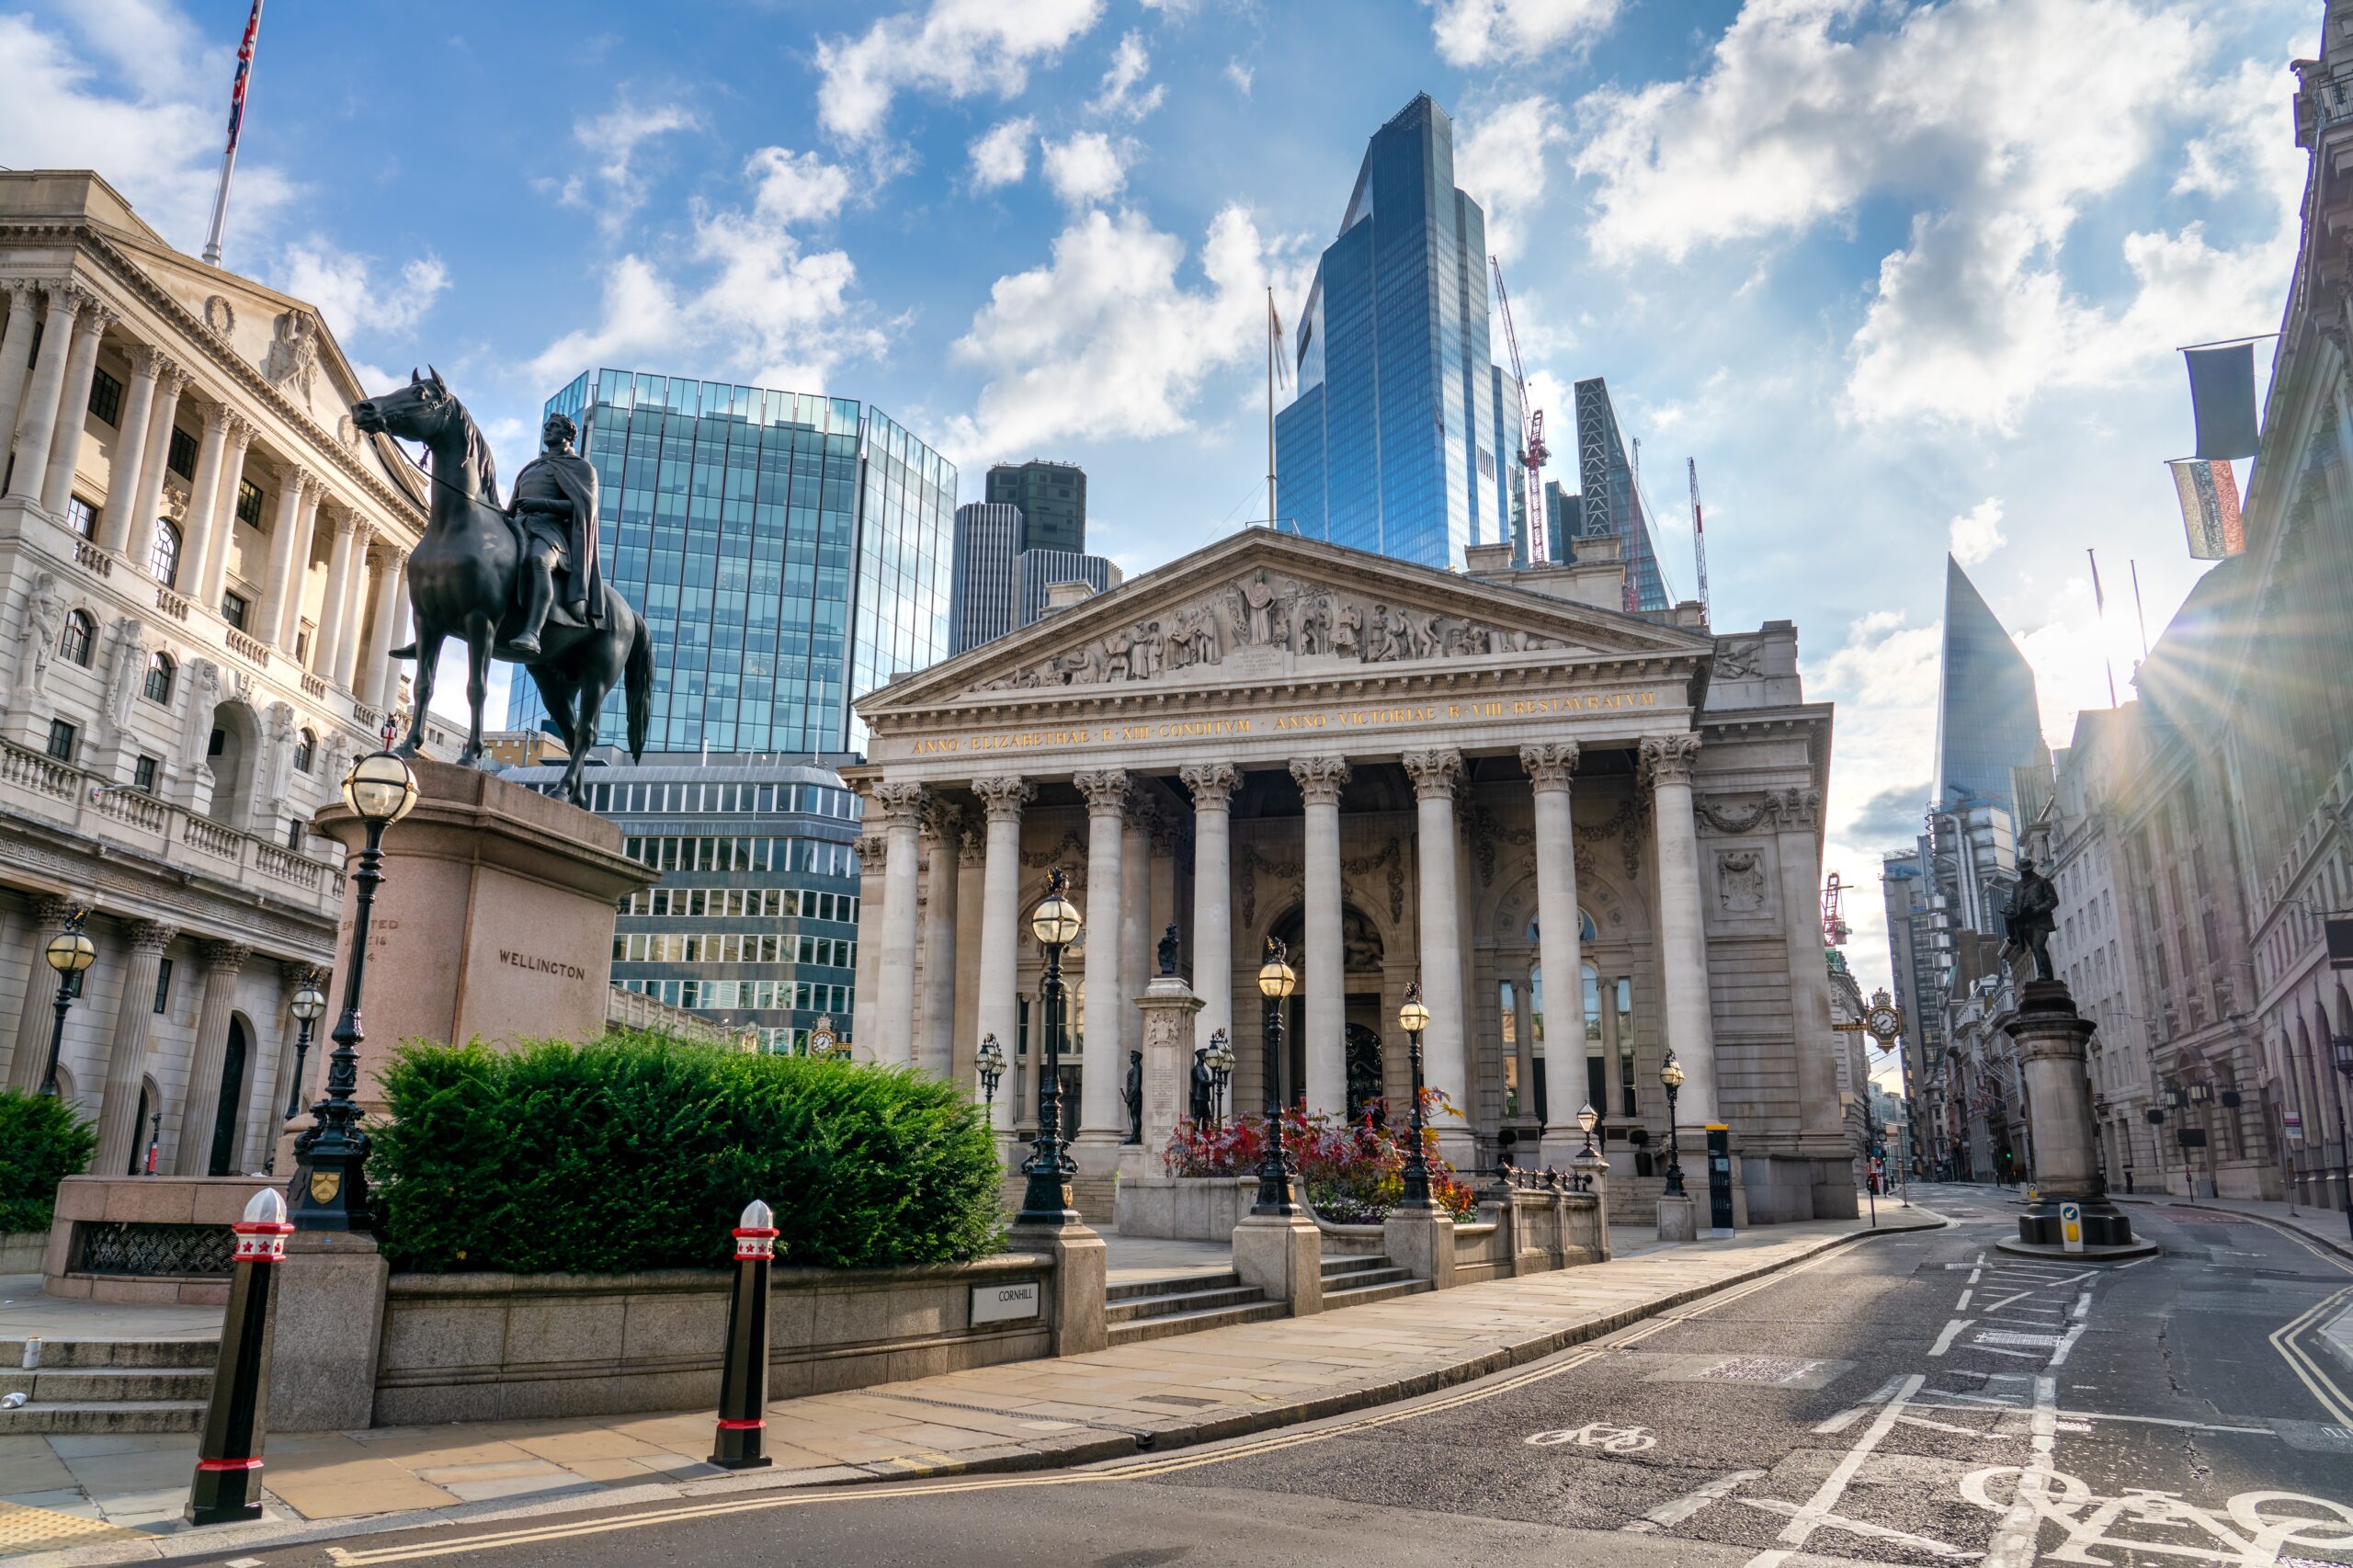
[0,1088,97,1233]
[369,1031,1005,1275]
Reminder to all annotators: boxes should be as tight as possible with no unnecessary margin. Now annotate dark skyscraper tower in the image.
[1933,556,2046,813]
[1273,93,1515,569]
[1573,378,1670,612]
[985,460,1086,555]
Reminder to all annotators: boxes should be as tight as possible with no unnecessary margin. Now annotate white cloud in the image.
[1042,131,1130,207]
[277,241,450,340]
[813,0,1105,142]
[969,117,1036,188]
[1454,96,1568,264]
[1224,59,1255,97]
[528,148,876,393]
[1569,0,2299,433]
[1947,496,2006,566]
[0,9,297,256]
[1430,0,1620,65]
[943,205,1286,462]
[1089,31,1165,121]
[563,98,700,233]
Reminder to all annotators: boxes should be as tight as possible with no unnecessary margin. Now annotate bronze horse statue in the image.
[350,370,650,801]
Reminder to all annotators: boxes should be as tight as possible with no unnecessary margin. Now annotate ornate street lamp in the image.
[1397,981,1434,1210]
[1016,869,1082,1227]
[282,972,327,1119]
[289,748,416,1232]
[1204,1028,1234,1128]
[1253,937,1299,1215]
[1659,1051,1688,1199]
[38,907,96,1098]
[976,1031,1006,1116]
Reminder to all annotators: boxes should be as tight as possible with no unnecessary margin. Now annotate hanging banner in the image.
[2184,343,2260,460]
[2168,458,2244,560]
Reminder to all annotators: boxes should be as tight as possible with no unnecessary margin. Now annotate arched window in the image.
[142,651,175,705]
[292,729,316,774]
[59,610,94,667]
[150,518,182,587]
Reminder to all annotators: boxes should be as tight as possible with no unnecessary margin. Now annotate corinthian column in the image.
[0,281,40,451]
[917,797,963,1078]
[871,781,926,1066]
[277,476,323,652]
[256,468,309,645]
[1073,769,1131,1152]
[6,285,88,503]
[92,921,176,1176]
[196,413,256,607]
[1522,742,1585,1158]
[1290,756,1349,1115]
[361,547,406,707]
[1120,798,1153,1066]
[972,775,1033,1135]
[100,345,163,553]
[41,301,114,517]
[1179,763,1239,1076]
[333,528,375,688]
[176,404,232,594]
[173,940,251,1176]
[313,508,358,676]
[123,365,188,563]
[1643,733,1717,1126]
[1404,749,1471,1160]
[6,897,79,1093]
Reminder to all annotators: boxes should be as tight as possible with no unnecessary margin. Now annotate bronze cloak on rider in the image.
[509,432,606,628]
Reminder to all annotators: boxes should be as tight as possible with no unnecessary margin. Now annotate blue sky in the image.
[2,0,2317,1011]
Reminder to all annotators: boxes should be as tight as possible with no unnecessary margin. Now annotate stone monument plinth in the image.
[1121,972,1202,1182]
[1995,980,2157,1259]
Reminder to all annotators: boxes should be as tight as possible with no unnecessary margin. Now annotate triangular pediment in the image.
[864,529,1712,718]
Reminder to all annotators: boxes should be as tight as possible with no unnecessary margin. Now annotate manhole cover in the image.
[1974,1330,2062,1346]
[1699,1356,1827,1384]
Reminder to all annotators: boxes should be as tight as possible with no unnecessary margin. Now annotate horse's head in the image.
[350,367,460,445]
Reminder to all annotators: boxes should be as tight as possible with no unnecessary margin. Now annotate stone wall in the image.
[42,1173,268,1305]
[0,1232,44,1273]
[1112,1174,1258,1240]
[371,1251,1057,1426]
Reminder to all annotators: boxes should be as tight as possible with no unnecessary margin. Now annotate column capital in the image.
[199,401,233,437]
[856,829,888,870]
[920,795,968,844]
[81,299,119,333]
[0,278,32,305]
[1640,733,1702,789]
[1179,761,1240,808]
[126,920,177,955]
[870,779,926,824]
[1402,748,1463,801]
[156,362,193,398]
[1519,742,1581,792]
[51,280,98,318]
[959,826,989,869]
[1074,768,1131,818]
[197,938,252,971]
[222,410,257,449]
[278,958,322,985]
[297,472,328,507]
[127,343,168,380]
[972,774,1034,821]
[329,506,363,538]
[29,894,80,927]
[1289,756,1350,806]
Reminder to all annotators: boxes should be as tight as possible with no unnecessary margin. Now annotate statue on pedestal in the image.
[2003,858,2059,982]
[1157,922,1181,978]
[1189,1047,1213,1126]
[1122,1050,1144,1144]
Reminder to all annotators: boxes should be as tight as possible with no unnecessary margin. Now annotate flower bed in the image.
[1163,1091,1479,1222]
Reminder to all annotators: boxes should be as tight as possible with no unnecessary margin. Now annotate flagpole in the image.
[202,0,265,267]
[2086,548,2117,708]
[1266,287,1277,532]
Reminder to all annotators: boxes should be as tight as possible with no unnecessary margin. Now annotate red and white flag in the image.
[224,0,262,154]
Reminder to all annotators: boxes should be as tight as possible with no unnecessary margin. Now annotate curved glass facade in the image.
[1933,556,2045,813]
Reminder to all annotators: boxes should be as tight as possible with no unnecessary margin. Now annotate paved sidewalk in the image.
[2110,1187,2353,1261]
[0,1207,1940,1564]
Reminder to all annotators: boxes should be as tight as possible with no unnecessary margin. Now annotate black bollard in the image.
[710,1198,779,1470]
[186,1188,292,1526]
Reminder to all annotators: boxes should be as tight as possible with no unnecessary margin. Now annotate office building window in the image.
[59,610,94,665]
[166,426,196,479]
[153,957,174,1015]
[65,495,97,538]
[132,754,158,793]
[45,719,76,762]
[293,729,316,772]
[234,479,264,528]
[142,651,174,704]
[88,367,123,425]
[221,591,248,631]
[151,518,181,586]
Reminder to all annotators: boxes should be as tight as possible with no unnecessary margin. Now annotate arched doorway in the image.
[205,701,263,830]
[206,1018,248,1176]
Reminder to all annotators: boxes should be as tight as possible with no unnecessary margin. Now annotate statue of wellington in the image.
[506,411,604,655]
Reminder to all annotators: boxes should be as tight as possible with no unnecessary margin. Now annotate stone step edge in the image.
[1105,1271,1245,1301]
[1106,1301,1290,1345]
[1105,1288,1268,1324]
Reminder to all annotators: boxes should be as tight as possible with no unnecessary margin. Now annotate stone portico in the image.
[848,529,1853,1224]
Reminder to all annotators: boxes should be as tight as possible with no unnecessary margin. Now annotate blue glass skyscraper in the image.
[1933,556,2045,813]
[513,369,955,756]
[1274,94,1515,569]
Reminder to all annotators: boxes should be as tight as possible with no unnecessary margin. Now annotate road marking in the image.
[1772,1372,1928,1551]
[2048,1322,2088,1368]
[1622,1468,1764,1531]
[1981,1373,2059,1568]
[1738,1494,1979,1558]
[1956,1288,1974,1310]
[2070,1291,2092,1320]
[1930,1317,1973,1356]
[2268,1282,2353,1428]
[1812,1374,1910,1434]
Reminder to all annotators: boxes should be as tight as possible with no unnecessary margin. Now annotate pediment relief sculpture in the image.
[979,566,1581,692]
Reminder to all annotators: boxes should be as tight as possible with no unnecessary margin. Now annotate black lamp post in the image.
[1252,937,1298,1215]
[976,1031,1006,1117]
[2331,1033,2353,1241]
[1397,981,1433,1210]
[1205,1028,1233,1128]
[289,747,416,1233]
[38,907,96,1097]
[282,972,326,1119]
[1660,1050,1688,1199]
[1016,869,1082,1227]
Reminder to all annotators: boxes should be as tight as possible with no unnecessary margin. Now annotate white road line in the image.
[1742,1552,1791,1568]
[1983,1374,2059,1568]
[1811,1374,1911,1434]
[1773,1373,1927,1551]
[2071,1291,2092,1321]
[1930,1318,1973,1356]
[1956,1289,1974,1310]
[2048,1322,2089,1369]
[1738,1495,1977,1559]
[1623,1469,1766,1531]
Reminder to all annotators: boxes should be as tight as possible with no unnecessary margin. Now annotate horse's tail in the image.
[624,612,654,761]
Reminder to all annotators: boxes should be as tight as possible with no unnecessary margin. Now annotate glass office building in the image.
[514,369,955,756]
[984,460,1086,555]
[1573,377,1671,612]
[1933,556,2045,813]
[1273,93,1515,569]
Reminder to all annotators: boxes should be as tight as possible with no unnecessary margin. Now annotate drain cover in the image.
[1699,1356,1827,1384]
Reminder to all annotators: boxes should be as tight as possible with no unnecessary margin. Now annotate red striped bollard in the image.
[710,1198,779,1470]
[186,1189,292,1525]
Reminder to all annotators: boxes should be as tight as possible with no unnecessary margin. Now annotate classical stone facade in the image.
[847,529,1855,1224]
[0,170,428,1176]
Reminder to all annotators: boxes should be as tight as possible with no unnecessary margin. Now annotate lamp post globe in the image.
[283,974,327,1119]
[1016,869,1083,1228]
[1659,1050,1688,1199]
[1397,980,1435,1210]
[289,748,417,1232]
[1252,937,1298,1215]
[37,907,96,1098]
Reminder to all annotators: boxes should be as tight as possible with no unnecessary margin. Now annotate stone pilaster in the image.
[1643,733,1717,1127]
[1290,756,1349,1115]
[1404,748,1470,1161]
[972,775,1034,1135]
[173,939,252,1176]
[1522,742,1585,1158]
[5,896,80,1094]
[1179,763,1240,1064]
[92,921,176,1176]
[871,781,926,1066]
[1073,769,1131,1152]
[916,796,964,1078]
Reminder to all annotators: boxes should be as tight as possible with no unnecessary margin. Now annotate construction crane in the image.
[1489,256,1548,562]
[1823,872,1851,946]
[1688,457,1711,622]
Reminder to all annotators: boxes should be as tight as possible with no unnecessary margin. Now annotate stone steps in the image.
[1319,1254,1430,1310]
[1106,1270,1281,1345]
[0,1398,207,1436]
[0,1337,216,1435]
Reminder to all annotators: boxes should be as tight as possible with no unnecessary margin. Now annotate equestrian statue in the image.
[349,369,650,803]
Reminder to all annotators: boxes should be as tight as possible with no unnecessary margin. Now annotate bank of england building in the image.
[849,527,1855,1225]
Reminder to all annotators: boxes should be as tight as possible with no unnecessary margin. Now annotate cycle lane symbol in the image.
[1525,1422,1657,1453]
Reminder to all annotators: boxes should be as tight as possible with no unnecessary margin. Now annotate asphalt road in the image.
[195,1187,2353,1568]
